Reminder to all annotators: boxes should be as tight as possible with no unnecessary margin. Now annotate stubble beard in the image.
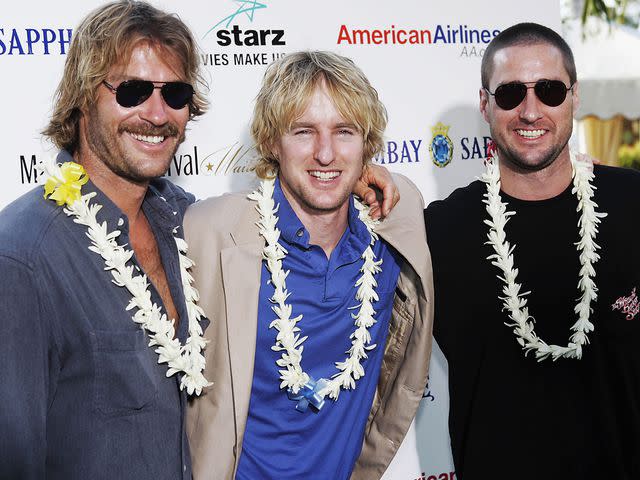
[281,176,354,217]
[301,186,352,214]
[492,127,571,174]
[85,107,184,184]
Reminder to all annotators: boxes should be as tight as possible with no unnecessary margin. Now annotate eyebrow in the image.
[108,74,185,83]
[289,121,359,129]
[497,77,564,86]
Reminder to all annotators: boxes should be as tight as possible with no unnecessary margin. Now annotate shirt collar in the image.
[272,177,371,255]
[273,177,309,247]
[56,150,180,236]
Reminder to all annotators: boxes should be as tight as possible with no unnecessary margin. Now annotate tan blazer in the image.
[184,174,434,480]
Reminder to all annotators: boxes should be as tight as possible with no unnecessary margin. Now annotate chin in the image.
[502,148,558,172]
[111,164,169,184]
[512,159,554,172]
[302,195,349,214]
[135,158,174,178]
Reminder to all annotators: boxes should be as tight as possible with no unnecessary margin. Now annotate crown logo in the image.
[431,122,450,137]
[429,122,453,168]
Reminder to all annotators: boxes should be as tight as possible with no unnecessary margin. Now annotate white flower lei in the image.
[40,159,211,395]
[481,151,607,360]
[248,178,382,401]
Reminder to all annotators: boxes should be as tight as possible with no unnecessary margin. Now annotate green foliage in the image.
[619,141,640,169]
[582,0,639,27]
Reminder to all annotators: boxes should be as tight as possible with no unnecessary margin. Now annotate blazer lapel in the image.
[220,202,263,451]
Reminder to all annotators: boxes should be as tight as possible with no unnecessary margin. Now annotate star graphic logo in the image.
[204,0,268,38]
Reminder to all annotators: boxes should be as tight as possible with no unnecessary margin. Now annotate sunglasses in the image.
[102,79,194,110]
[485,80,574,110]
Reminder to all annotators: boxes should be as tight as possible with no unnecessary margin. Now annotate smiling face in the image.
[480,43,579,173]
[273,80,365,219]
[79,40,189,184]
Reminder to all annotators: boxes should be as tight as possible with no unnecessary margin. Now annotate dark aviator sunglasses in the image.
[485,80,574,110]
[102,79,194,110]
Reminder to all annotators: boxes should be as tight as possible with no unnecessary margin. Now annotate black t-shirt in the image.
[424,165,640,480]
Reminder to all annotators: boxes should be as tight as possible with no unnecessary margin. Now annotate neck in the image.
[305,210,348,258]
[281,191,349,259]
[74,148,149,227]
[499,148,573,201]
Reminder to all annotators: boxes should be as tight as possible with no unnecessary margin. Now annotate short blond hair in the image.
[43,0,208,153]
[251,51,387,179]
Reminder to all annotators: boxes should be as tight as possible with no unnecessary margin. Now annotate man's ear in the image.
[479,87,490,123]
[270,141,280,163]
[571,80,580,116]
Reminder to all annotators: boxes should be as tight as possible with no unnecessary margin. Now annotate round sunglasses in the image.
[485,80,574,110]
[102,79,194,110]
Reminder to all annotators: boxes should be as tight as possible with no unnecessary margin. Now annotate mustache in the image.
[118,122,180,138]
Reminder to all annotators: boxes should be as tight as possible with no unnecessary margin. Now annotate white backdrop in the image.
[2,2,560,478]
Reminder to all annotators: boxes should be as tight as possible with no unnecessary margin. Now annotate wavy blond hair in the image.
[43,0,208,153]
[251,51,387,179]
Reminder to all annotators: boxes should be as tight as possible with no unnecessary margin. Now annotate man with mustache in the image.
[0,2,209,478]
[425,23,640,479]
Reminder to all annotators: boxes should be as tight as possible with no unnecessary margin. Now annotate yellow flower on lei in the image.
[43,162,89,207]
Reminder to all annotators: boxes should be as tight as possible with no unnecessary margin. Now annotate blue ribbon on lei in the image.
[287,377,329,413]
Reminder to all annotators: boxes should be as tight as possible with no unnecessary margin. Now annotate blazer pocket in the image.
[90,329,160,416]
[376,289,412,401]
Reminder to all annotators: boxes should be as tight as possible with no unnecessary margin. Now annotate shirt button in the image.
[296,229,304,237]
[183,465,187,473]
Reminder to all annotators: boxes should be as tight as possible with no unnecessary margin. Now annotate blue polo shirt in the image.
[236,179,401,480]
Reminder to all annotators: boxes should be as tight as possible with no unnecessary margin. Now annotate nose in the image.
[518,88,543,124]
[314,131,335,165]
[139,88,170,126]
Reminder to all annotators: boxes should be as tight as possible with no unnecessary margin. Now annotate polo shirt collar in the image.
[272,177,371,261]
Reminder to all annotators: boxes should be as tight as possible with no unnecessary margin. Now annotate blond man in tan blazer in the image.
[185,51,434,480]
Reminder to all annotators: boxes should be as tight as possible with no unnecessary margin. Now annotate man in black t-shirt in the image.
[425,23,640,480]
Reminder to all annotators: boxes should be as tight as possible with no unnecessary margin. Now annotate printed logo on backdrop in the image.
[374,139,423,165]
[17,146,256,185]
[163,143,257,179]
[372,123,492,168]
[336,24,499,58]
[429,122,453,168]
[18,138,493,183]
[200,0,286,68]
[414,471,456,480]
[422,374,435,402]
[460,134,493,161]
[20,155,40,184]
[0,28,72,55]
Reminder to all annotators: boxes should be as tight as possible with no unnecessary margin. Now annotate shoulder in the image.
[380,173,424,223]
[185,191,252,228]
[424,179,484,226]
[376,174,429,265]
[149,178,195,215]
[393,173,424,207]
[591,165,640,226]
[184,190,258,247]
[593,164,640,191]
[0,187,64,265]
[423,179,486,255]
